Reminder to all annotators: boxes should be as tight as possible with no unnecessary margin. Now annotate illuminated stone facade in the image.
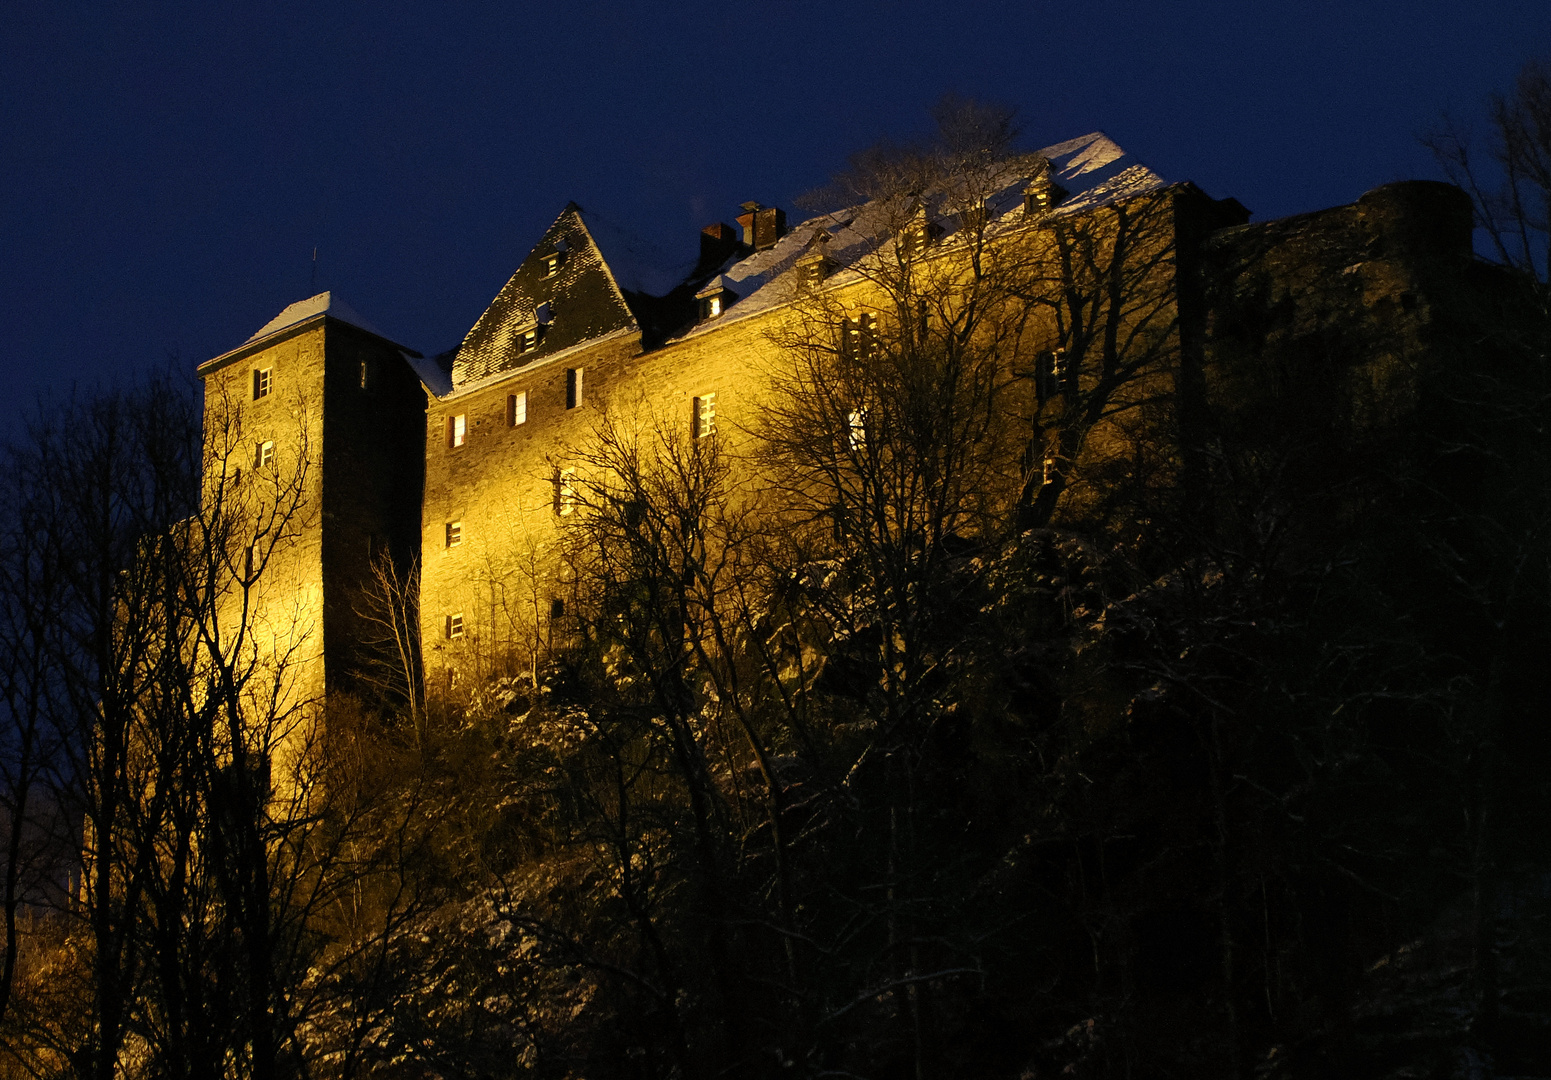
[197,133,1473,705]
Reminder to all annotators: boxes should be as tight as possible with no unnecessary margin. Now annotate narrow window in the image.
[841,312,878,360]
[253,367,272,400]
[446,613,465,639]
[554,466,577,516]
[549,597,566,620]
[256,440,275,468]
[507,391,527,426]
[566,368,584,409]
[846,408,866,451]
[705,295,722,318]
[359,358,372,390]
[445,521,462,548]
[518,327,540,354]
[447,413,467,448]
[542,252,563,277]
[693,393,717,439]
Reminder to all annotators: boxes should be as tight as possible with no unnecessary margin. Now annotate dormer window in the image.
[696,277,737,322]
[798,250,836,284]
[518,327,540,354]
[1024,175,1068,215]
[899,208,942,260]
[542,251,564,277]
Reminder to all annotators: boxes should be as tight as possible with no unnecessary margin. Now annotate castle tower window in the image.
[447,413,467,448]
[846,408,867,451]
[253,367,272,400]
[554,466,577,516]
[507,391,527,426]
[841,312,878,360]
[255,440,275,468]
[566,368,584,409]
[693,393,717,439]
[446,613,465,639]
[445,521,462,548]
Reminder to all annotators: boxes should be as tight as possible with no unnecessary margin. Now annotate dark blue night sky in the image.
[3,1,1547,409]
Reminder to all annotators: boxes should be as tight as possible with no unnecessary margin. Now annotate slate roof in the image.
[435,132,1167,396]
[671,132,1167,340]
[450,205,647,389]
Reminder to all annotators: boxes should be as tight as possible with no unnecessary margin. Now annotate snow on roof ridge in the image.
[666,132,1167,344]
[576,205,695,298]
[243,291,387,344]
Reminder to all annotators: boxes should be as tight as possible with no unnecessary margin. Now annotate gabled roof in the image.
[450,204,648,388]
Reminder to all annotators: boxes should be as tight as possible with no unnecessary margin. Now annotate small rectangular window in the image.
[518,327,539,354]
[841,312,878,360]
[693,393,717,439]
[446,613,465,639]
[542,252,563,277]
[359,358,372,390]
[549,597,566,620]
[253,367,272,400]
[256,440,275,468]
[448,414,467,448]
[566,368,583,409]
[507,391,527,426]
[847,408,866,451]
[445,521,462,548]
[554,466,577,517]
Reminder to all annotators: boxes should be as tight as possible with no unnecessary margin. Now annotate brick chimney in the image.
[736,201,787,250]
[698,222,742,273]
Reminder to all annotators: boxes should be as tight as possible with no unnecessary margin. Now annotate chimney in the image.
[736,201,787,250]
[698,222,741,273]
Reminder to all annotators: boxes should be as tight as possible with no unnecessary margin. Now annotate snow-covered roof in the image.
[242,291,386,344]
[671,132,1167,339]
[581,210,697,298]
[404,350,454,398]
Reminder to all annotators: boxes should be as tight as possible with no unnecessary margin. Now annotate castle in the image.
[193,131,1474,708]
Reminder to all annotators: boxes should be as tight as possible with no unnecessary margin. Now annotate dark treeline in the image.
[1,75,1550,1079]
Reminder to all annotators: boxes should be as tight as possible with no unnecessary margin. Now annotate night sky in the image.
[3,1,1548,411]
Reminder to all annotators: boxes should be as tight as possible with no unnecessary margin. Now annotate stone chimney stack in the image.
[737,201,787,250]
